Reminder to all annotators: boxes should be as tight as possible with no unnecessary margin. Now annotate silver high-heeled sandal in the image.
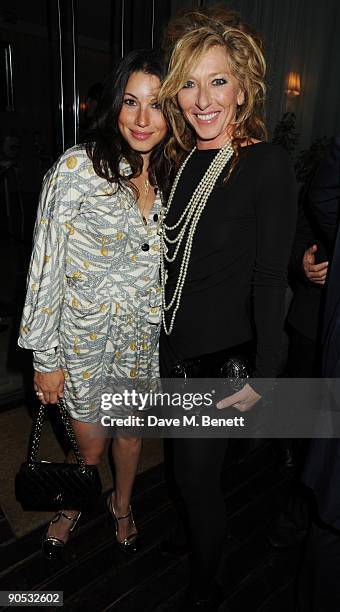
[42,511,81,560]
[107,493,139,555]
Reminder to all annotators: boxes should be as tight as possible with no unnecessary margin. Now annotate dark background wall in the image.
[0,0,339,405]
[1,0,339,177]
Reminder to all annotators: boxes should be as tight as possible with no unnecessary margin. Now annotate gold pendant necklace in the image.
[140,176,150,226]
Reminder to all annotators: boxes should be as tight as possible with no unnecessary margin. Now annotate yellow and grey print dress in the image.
[18,145,162,421]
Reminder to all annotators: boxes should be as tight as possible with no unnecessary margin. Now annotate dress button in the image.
[141,243,150,251]
[153,214,158,222]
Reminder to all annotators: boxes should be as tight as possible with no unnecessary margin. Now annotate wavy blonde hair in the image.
[158,9,267,170]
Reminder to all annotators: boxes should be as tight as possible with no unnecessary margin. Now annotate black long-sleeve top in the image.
[160,143,297,387]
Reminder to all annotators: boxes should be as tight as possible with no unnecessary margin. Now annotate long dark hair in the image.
[86,49,172,198]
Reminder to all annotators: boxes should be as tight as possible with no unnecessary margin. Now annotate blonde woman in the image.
[158,8,297,609]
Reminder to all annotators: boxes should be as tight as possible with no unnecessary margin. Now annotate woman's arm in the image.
[18,158,69,375]
[218,145,298,411]
[251,146,298,389]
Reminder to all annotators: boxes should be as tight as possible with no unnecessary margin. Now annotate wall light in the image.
[285,71,301,97]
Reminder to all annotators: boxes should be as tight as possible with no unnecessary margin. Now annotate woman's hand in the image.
[34,369,65,405]
[216,383,261,412]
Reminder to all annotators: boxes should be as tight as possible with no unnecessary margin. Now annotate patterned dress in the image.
[18,145,162,421]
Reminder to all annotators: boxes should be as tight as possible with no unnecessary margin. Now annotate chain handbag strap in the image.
[28,399,86,470]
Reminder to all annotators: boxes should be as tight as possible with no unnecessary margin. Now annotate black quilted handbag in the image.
[15,400,102,511]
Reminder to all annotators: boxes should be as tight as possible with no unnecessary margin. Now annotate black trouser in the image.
[278,326,319,467]
[172,437,229,596]
[285,325,319,377]
[297,521,340,611]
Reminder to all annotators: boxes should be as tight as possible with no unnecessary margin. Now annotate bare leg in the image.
[46,419,106,543]
[110,436,142,542]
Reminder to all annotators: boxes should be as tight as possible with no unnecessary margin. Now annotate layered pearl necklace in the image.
[160,141,234,335]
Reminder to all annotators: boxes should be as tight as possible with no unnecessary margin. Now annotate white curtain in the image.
[189,0,340,148]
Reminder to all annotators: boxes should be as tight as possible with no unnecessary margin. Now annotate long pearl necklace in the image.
[160,141,234,335]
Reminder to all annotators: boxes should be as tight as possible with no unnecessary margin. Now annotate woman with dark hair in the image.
[158,7,297,609]
[18,49,170,559]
